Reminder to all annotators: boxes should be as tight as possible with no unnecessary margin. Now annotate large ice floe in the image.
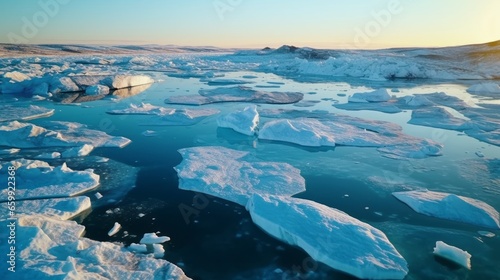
[0,159,99,201]
[174,146,305,206]
[217,105,259,136]
[165,86,303,105]
[257,109,443,159]
[0,121,131,148]
[393,190,500,229]
[0,105,54,122]
[0,215,190,279]
[247,194,409,279]
[0,196,90,220]
[107,102,219,126]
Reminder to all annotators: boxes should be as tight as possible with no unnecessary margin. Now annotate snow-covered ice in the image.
[0,159,100,201]
[61,144,95,158]
[165,86,303,105]
[467,83,500,95]
[0,121,131,148]
[348,88,391,103]
[0,105,54,122]
[0,215,190,279]
[393,190,500,229]
[174,146,305,206]
[433,241,471,270]
[408,107,471,130]
[247,194,409,279]
[0,196,91,220]
[217,105,259,136]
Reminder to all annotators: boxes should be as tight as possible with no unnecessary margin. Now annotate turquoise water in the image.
[24,71,500,279]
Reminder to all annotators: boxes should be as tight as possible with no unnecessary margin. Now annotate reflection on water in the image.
[52,83,153,103]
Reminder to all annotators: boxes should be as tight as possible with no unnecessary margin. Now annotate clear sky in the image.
[0,0,498,49]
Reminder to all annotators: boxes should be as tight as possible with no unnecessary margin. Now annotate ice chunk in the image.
[95,192,103,199]
[175,146,305,206]
[247,194,408,279]
[85,84,110,95]
[140,233,171,244]
[0,121,131,148]
[144,108,220,126]
[108,222,122,236]
[4,71,30,82]
[433,241,471,270]
[0,196,91,220]
[0,159,100,201]
[393,190,500,229]
[400,95,434,107]
[0,105,54,122]
[50,76,80,93]
[142,130,158,137]
[165,86,303,105]
[217,105,259,136]
[0,215,190,279]
[259,119,336,147]
[349,88,391,103]
[102,75,154,89]
[0,148,20,155]
[408,107,471,130]
[467,83,500,95]
[61,144,95,158]
[107,102,175,115]
[128,243,148,253]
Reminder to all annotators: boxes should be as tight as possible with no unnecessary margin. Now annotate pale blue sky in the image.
[0,0,498,49]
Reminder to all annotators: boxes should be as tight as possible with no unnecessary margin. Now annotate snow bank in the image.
[0,105,54,122]
[0,121,131,148]
[0,159,99,201]
[217,105,259,136]
[393,190,500,229]
[0,215,190,279]
[0,196,91,220]
[174,146,305,206]
[433,241,471,270]
[247,194,408,279]
[349,88,391,103]
[165,86,303,105]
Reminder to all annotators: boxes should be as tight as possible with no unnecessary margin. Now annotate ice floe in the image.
[0,196,91,220]
[0,105,54,122]
[165,86,303,105]
[257,111,443,159]
[247,194,409,279]
[108,222,122,236]
[61,144,95,158]
[174,146,305,206]
[467,82,500,95]
[217,105,259,136]
[408,107,471,130]
[433,241,471,270]
[0,159,99,201]
[393,190,500,229]
[348,88,391,103]
[0,121,131,148]
[0,215,190,279]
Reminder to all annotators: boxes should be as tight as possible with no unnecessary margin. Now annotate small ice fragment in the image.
[343,194,349,198]
[140,233,170,244]
[478,231,495,238]
[374,212,383,216]
[105,209,113,214]
[365,207,370,210]
[475,151,484,158]
[142,130,158,137]
[138,213,146,218]
[128,243,148,253]
[433,241,471,270]
[94,192,103,199]
[274,268,283,274]
[107,222,122,236]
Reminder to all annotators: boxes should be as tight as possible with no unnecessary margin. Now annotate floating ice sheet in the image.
[0,196,91,220]
[165,86,303,105]
[217,105,259,136]
[0,159,99,201]
[393,190,500,229]
[174,146,305,206]
[247,194,409,279]
[0,215,190,279]
[0,105,54,122]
